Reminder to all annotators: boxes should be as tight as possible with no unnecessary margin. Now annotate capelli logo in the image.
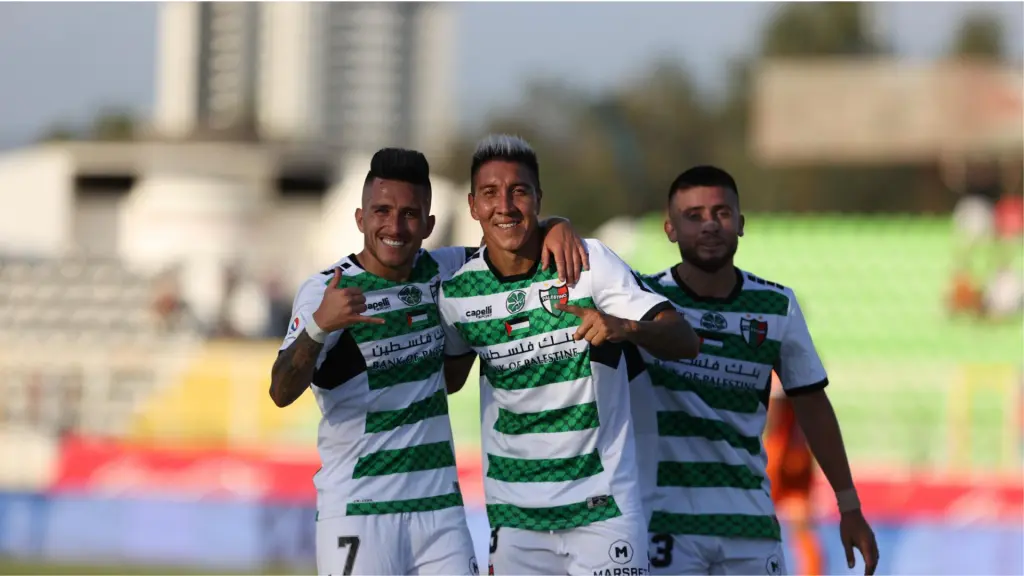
[367,298,391,312]
[466,306,493,319]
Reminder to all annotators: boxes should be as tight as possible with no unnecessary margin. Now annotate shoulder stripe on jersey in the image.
[312,331,366,390]
[630,270,654,293]
[744,272,788,292]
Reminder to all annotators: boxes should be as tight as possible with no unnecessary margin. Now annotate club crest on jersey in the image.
[740,317,768,348]
[398,285,423,306]
[539,283,569,317]
[505,290,527,313]
[700,311,728,331]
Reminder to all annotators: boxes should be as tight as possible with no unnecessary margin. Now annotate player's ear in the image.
[664,213,678,243]
[738,213,745,237]
[468,193,480,221]
[423,214,436,239]
[355,207,365,233]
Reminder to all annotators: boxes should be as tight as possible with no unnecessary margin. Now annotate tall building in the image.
[154,2,456,158]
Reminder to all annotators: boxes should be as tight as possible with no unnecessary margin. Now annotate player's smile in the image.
[493,218,523,232]
[379,235,409,248]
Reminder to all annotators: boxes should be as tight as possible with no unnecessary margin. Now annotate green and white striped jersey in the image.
[638,267,828,541]
[438,239,673,532]
[280,247,474,519]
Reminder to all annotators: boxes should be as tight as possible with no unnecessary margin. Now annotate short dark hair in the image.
[668,165,738,200]
[470,134,540,188]
[364,147,432,192]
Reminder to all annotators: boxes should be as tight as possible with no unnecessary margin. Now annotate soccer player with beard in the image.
[637,166,879,575]
[269,148,588,576]
[437,135,700,575]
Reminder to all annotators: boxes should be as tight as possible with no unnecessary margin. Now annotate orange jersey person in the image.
[765,371,825,575]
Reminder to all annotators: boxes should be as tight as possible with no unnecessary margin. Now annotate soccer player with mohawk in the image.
[269,147,588,576]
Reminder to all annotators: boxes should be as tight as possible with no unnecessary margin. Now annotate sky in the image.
[0,2,1020,147]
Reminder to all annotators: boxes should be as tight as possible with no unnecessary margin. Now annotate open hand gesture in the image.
[555,302,633,347]
[312,268,387,332]
[840,509,879,575]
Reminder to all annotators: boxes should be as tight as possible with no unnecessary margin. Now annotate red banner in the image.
[53,437,1021,522]
[52,436,484,505]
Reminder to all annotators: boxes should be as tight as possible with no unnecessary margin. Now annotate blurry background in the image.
[0,1,1021,574]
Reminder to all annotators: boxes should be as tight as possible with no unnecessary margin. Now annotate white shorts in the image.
[316,507,478,576]
[648,533,787,576]
[489,512,650,575]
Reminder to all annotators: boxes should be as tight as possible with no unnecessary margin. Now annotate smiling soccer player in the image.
[437,135,700,575]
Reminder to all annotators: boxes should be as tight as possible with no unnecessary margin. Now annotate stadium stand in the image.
[0,255,202,438]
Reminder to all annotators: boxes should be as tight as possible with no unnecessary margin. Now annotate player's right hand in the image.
[312,267,387,331]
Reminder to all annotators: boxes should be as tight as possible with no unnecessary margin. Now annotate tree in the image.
[950,12,1005,61]
[91,109,136,141]
[39,123,79,143]
[761,2,880,58]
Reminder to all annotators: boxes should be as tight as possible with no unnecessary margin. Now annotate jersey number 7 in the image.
[337,536,361,575]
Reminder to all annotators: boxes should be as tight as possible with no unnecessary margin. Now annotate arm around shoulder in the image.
[437,283,477,394]
[624,305,700,360]
[584,240,700,360]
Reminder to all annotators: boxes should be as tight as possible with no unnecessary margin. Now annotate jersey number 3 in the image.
[650,533,673,568]
[336,536,361,575]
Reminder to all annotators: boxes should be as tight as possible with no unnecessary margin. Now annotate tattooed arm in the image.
[269,267,384,408]
[269,331,324,407]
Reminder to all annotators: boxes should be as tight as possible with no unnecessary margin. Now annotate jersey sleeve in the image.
[586,239,673,322]
[438,284,474,358]
[776,291,829,396]
[279,272,329,351]
[427,246,476,279]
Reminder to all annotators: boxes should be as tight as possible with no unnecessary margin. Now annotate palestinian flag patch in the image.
[504,317,530,337]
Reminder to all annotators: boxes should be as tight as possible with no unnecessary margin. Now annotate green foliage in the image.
[950,12,1006,61]
[439,4,1011,233]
